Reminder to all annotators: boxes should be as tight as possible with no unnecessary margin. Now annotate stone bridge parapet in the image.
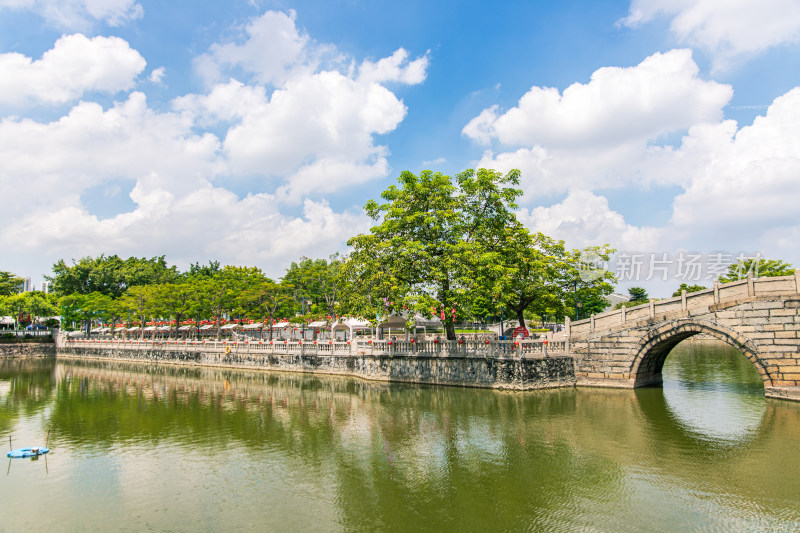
[566,271,800,401]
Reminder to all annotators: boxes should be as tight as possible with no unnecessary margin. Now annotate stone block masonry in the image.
[568,271,800,401]
[57,346,576,391]
[0,343,56,357]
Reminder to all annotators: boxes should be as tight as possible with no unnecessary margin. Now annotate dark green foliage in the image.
[0,271,24,296]
[48,255,179,297]
[672,283,707,297]
[719,258,794,283]
[628,287,649,303]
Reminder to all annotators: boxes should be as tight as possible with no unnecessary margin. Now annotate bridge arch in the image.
[630,319,772,389]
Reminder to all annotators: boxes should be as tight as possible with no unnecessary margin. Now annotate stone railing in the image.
[2,328,54,338]
[63,336,569,359]
[568,271,800,337]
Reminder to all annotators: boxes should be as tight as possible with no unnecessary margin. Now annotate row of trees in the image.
[9,167,793,340]
[3,169,617,339]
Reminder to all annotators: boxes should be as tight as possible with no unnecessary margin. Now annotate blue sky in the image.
[1,0,799,297]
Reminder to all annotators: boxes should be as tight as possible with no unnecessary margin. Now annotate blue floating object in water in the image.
[7,447,50,458]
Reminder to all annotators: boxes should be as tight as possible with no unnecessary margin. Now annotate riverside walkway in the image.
[59,337,574,391]
[63,337,568,359]
[55,271,800,401]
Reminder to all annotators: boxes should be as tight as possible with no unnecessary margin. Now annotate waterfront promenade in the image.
[58,336,575,391]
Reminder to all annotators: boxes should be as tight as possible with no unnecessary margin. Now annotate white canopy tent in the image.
[333,318,372,340]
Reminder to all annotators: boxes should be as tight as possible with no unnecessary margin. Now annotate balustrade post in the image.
[747,272,754,297]
[681,289,687,311]
[649,299,655,318]
[714,280,720,304]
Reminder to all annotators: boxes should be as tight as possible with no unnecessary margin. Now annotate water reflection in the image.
[661,340,766,445]
[1,353,799,531]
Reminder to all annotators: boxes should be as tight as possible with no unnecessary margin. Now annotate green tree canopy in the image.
[48,255,180,297]
[283,255,346,321]
[719,257,794,283]
[627,287,649,303]
[672,283,707,297]
[0,271,23,296]
[489,231,615,328]
[347,168,523,339]
[2,291,58,326]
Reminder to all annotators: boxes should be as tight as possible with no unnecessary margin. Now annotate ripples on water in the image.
[2,343,800,532]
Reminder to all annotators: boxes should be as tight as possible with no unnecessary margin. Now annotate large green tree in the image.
[0,271,23,296]
[347,168,522,339]
[672,283,706,297]
[719,257,794,283]
[48,255,179,297]
[157,282,200,336]
[283,255,346,321]
[491,231,615,328]
[118,286,160,338]
[3,291,58,327]
[239,276,294,339]
[194,266,252,338]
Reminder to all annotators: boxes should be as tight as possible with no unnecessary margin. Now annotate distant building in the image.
[19,277,32,293]
[604,293,630,311]
[40,281,52,294]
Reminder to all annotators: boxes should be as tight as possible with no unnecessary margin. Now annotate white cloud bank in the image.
[181,10,428,203]
[620,0,800,70]
[465,49,800,269]
[464,49,730,149]
[466,49,732,195]
[0,34,146,105]
[0,0,143,29]
[0,10,424,278]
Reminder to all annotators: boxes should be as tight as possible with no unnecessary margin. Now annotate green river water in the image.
[2,341,800,532]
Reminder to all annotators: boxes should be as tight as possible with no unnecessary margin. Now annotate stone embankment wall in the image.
[57,346,575,391]
[0,343,56,357]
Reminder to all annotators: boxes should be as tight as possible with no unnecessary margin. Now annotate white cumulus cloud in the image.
[194,10,320,87]
[467,49,732,197]
[358,48,429,84]
[0,34,146,105]
[0,0,143,29]
[0,9,425,279]
[464,49,730,149]
[668,87,800,244]
[620,0,800,70]
[518,190,663,251]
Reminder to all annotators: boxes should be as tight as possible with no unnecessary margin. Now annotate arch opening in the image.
[631,321,769,391]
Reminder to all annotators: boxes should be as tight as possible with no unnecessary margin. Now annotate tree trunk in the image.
[446,319,456,340]
[515,309,526,330]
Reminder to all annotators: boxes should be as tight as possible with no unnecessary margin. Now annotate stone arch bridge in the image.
[566,271,800,401]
